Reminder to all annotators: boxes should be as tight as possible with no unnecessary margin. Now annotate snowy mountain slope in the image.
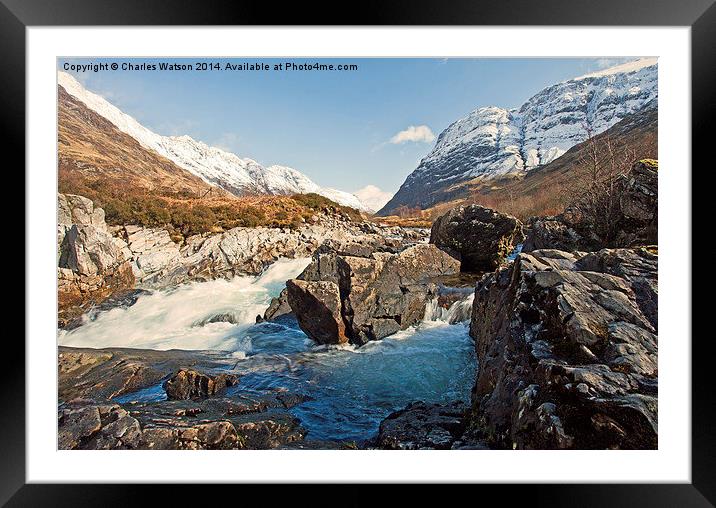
[378,58,658,215]
[57,72,371,212]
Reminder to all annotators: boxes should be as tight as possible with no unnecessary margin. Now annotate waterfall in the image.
[423,291,475,324]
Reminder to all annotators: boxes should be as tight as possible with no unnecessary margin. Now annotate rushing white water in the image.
[58,257,311,351]
[63,256,478,442]
[423,292,475,324]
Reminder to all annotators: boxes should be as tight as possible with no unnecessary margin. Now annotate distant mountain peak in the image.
[57,71,372,212]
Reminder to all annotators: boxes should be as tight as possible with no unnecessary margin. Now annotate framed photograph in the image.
[7,0,712,503]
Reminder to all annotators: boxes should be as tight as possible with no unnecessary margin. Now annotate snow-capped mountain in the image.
[57,72,371,212]
[378,58,658,215]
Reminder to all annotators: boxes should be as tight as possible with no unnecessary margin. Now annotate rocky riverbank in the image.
[58,347,311,449]
[57,159,658,449]
[58,193,427,328]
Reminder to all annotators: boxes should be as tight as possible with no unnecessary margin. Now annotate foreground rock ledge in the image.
[468,248,657,449]
[58,347,308,450]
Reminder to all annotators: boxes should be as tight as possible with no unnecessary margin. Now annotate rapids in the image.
[59,257,477,442]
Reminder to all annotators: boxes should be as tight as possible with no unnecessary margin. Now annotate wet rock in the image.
[376,401,468,450]
[287,243,460,345]
[468,248,658,449]
[163,369,239,400]
[279,440,358,450]
[286,280,347,345]
[259,288,292,322]
[232,412,305,449]
[194,312,240,326]
[59,389,308,450]
[57,405,103,449]
[138,421,240,450]
[430,205,524,271]
[64,288,151,331]
[58,347,232,402]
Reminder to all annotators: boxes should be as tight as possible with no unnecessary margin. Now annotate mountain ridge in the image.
[378,58,658,215]
[58,71,373,212]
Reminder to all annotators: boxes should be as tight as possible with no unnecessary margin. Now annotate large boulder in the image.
[286,243,460,345]
[286,280,348,344]
[60,224,131,277]
[430,205,524,272]
[468,248,658,449]
[57,194,135,327]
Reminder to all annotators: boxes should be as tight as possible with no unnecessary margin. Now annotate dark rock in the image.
[468,248,657,449]
[139,421,240,450]
[522,217,591,252]
[259,288,292,322]
[286,279,348,345]
[58,405,103,449]
[59,390,308,450]
[279,440,358,450]
[429,205,524,271]
[63,289,151,331]
[163,369,239,400]
[232,412,305,449]
[618,159,658,245]
[576,247,658,330]
[376,401,468,449]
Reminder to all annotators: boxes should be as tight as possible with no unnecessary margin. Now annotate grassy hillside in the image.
[58,86,361,236]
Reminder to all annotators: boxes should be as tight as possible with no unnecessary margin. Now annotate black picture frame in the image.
[4,0,711,505]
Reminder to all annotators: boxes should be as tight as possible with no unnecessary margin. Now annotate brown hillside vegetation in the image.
[424,106,657,221]
[58,86,361,235]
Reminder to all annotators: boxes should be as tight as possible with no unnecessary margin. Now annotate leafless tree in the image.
[567,123,637,245]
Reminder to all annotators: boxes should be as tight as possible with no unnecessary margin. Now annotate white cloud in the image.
[594,57,635,70]
[354,185,393,213]
[389,125,435,144]
[212,132,241,152]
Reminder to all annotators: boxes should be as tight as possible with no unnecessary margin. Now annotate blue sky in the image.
[58,57,637,196]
